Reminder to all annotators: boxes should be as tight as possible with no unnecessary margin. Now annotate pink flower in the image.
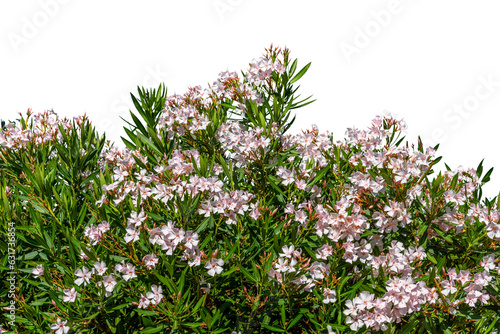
[346,316,364,331]
[294,210,308,225]
[198,203,212,217]
[148,227,163,245]
[309,261,330,280]
[84,225,103,245]
[447,268,458,282]
[343,300,357,317]
[184,247,201,267]
[281,172,295,186]
[465,292,479,307]
[284,203,295,214]
[441,280,457,296]
[478,291,490,305]
[295,179,307,190]
[97,221,110,233]
[249,207,261,220]
[113,167,129,182]
[480,254,497,272]
[316,244,333,260]
[135,169,152,183]
[274,258,289,273]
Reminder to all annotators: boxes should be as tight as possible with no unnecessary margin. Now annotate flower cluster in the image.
[268,244,331,293]
[0,109,82,150]
[345,279,436,331]
[147,221,199,260]
[157,99,211,140]
[216,120,272,168]
[12,47,499,333]
[83,221,110,245]
[137,285,164,309]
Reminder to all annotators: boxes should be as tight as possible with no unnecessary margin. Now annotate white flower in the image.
[322,288,337,304]
[481,254,497,272]
[274,258,289,273]
[101,274,117,293]
[279,245,295,258]
[183,231,199,249]
[74,266,92,286]
[200,278,211,293]
[32,265,44,279]
[138,294,150,309]
[62,287,77,303]
[127,210,147,227]
[80,248,90,260]
[97,221,110,233]
[146,285,164,305]
[205,258,224,276]
[93,261,108,276]
[185,248,201,267]
[124,224,140,243]
[168,227,185,245]
[143,254,159,269]
[50,317,70,334]
[120,263,137,281]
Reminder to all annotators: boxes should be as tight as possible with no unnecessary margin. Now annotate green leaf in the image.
[154,272,178,294]
[477,159,484,178]
[307,166,329,188]
[399,316,420,334]
[433,227,453,243]
[137,132,162,156]
[289,62,311,84]
[140,325,165,333]
[482,167,494,183]
[287,314,303,330]
[427,252,438,264]
[239,265,258,284]
[280,301,286,327]
[261,323,285,332]
[266,175,286,200]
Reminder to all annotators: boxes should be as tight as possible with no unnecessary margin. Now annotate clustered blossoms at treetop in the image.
[0,46,499,333]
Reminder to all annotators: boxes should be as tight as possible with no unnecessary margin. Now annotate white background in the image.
[1,0,500,199]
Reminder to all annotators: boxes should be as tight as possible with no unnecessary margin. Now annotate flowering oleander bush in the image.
[1,46,499,333]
